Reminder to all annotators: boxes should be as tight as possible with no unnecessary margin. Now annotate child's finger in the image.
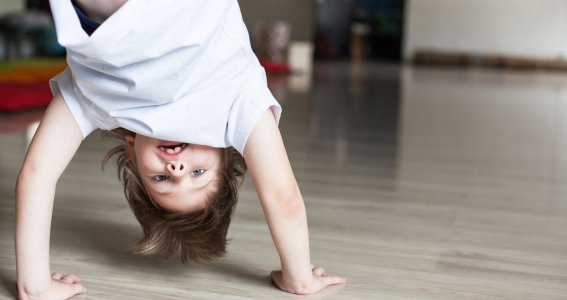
[312,266,326,276]
[72,283,87,295]
[51,272,64,280]
[53,280,87,299]
[322,275,347,286]
[62,283,86,298]
[62,273,81,284]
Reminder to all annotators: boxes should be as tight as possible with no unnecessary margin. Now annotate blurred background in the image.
[0,0,405,60]
[1,0,567,299]
[3,0,567,64]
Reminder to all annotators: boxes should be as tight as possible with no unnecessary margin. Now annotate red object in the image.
[0,82,53,112]
[259,59,291,74]
[0,60,66,112]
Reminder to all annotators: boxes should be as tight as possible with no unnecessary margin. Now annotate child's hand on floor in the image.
[18,272,86,300]
[270,265,347,295]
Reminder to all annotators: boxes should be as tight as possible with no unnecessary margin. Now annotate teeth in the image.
[160,143,187,154]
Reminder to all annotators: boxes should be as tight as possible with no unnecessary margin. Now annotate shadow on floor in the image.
[49,213,269,287]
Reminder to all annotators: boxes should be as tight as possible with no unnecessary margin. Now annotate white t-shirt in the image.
[49,0,281,154]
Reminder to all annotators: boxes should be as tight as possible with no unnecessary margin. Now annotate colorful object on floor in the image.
[259,59,291,75]
[0,59,67,112]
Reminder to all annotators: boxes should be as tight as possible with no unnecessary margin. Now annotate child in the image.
[15,0,347,299]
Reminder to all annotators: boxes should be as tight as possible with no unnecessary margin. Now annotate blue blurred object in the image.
[353,0,405,60]
[315,0,405,61]
[0,11,65,59]
[38,27,65,56]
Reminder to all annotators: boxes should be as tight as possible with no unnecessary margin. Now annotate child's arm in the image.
[243,110,347,295]
[16,93,86,300]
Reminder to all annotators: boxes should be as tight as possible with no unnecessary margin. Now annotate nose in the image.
[166,161,186,177]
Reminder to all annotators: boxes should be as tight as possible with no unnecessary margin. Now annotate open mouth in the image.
[158,143,188,155]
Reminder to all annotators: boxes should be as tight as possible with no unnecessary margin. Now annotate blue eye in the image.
[192,169,206,176]
[152,175,169,182]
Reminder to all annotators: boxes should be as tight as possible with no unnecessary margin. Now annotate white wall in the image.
[404,0,567,60]
[0,0,25,15]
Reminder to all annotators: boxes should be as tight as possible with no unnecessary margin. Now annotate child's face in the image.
[125,134,223,212]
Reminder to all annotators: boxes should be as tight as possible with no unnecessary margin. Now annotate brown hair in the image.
[103,128,246,263]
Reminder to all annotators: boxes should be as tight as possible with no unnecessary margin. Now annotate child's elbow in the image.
[16,166,31,188]
[16,162,37,184]
[16,162,50,191]
[16,166,33,194]
[272,187,305,216]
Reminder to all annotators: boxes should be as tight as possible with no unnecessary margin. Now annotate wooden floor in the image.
[1,62,567,299]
